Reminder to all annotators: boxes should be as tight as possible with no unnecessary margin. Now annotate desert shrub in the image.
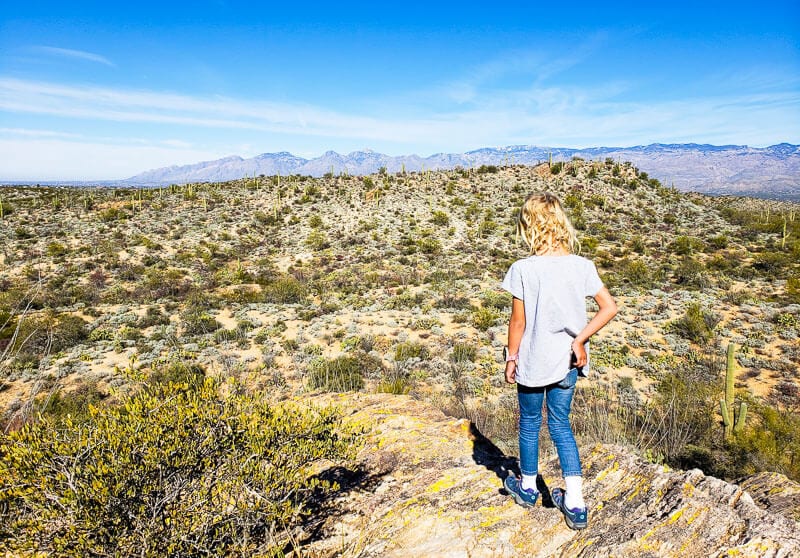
[410,317,441,330]
[481,290,510,310]
[592,343,630,368]
[394,341,428,362]
[98,206,126,222]
[550,161,564,174]
[417,237,441,254]
[673,256,710,289]
[305,229,328,250]
[573,367,716,469]
[434,294,472,310]
[386,291,424,310]
[307,355,364,392]
[706,254,734,273]
[477,218,497,238]
[581,235,600,254]
[751,252,792,279]
[45,242,68,258]
[618,258,653,288]
[87,326,114,342]
[149,362,207,389]
[0,377,359,556]
[450,343,477,363]
[629,236,646,254]
[786,277,800,304]
[722,402,800,480]
[181,309,222,335]
[39,381,108,424]
[11,311,87,358]
[376,362,413,395]
[430,210,450,226]
[471,306,499,331]
[262,275,307,304]
[672,236,704,255]
[477,165,499,174]
[137,306,171,328]
[0,198,13,217]
[667,303,720,344]
[707,235,729,250]
[213,326,250,347]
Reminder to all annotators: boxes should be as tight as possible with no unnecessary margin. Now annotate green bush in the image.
[39,382,108,424]
[674,256,710,289]
[394,341,428,361]
[430,210,450,226]
[11,311,87,358]
[618,258,653,288]
[307,355,364,392]
[262,275,307,304]
[148,362,206,389]
[786,277,800,304]
[181,310,222,335]
[751,252,792,279]
[481,290,510,310]
[417,237,441,254]
[305,229,328,251]
[668,303,720,344]
[386,291,425,310]
[672,236,705,255]
[0,378,360,556]
[471,306,499,331]
[376,363,413,394]
[451,343,477,363]
[137,306,171,328]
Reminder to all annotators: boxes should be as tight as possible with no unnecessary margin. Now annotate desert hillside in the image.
[1,159,799,555]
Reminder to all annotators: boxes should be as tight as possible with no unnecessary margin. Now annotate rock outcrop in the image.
[305,393,800,558]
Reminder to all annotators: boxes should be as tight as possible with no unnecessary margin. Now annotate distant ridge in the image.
[104,142,800,200]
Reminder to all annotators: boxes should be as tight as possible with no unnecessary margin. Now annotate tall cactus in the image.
[720,343,747,438]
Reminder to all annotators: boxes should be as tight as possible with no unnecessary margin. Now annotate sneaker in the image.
[552,487,588,530]
[504,475,539,508]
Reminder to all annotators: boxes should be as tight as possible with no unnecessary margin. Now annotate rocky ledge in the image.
[304,393,800,558]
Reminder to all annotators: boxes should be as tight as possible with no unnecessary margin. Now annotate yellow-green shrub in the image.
[0,377,360,556]
[307,355,364,392]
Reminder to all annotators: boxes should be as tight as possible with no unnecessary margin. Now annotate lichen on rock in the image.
[305,393,800,558]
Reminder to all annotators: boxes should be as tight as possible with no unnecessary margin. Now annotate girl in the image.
[501,192,617,530]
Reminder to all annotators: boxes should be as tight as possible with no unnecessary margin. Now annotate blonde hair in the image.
[516,192,579,255]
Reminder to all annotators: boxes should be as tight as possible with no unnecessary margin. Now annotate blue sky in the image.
[1,1,798,180]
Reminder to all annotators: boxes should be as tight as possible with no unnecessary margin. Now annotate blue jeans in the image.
[517,367,582,477]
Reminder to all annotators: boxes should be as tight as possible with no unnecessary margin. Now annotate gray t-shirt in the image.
[501,254,604,387]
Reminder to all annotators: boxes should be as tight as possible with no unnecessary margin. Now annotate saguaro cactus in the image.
[720,343,747,438]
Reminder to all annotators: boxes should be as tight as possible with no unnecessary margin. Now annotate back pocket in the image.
[556,367,579,389]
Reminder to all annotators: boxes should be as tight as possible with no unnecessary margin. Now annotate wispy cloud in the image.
[34,46,116,67]
[0,127,83,139]
[439,35,609,104]
[0,76,797,158]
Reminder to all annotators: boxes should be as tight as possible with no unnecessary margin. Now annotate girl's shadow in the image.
[468,422,554,508]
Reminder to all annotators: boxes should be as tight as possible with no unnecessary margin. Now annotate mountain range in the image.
[125,143,800,199]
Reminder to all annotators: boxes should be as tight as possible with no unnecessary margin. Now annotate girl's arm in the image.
[505,297,525,384]
[571,287,617,368]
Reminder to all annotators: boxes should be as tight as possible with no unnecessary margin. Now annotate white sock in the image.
[521,473,538,492]
[564,475,585,509]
